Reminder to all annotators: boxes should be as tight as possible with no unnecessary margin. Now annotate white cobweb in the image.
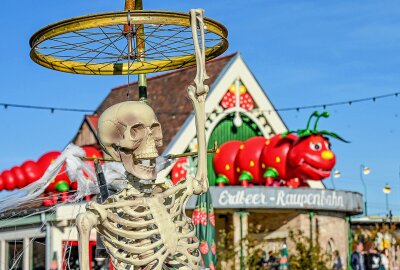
[0,143,177,270]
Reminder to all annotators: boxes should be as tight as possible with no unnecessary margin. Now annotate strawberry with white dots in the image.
[220,83,254,110]
[171,157,188,185]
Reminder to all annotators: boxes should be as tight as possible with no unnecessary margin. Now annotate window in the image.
[63,241,113,270]
[6,239,24,270]
[31,237,46,270]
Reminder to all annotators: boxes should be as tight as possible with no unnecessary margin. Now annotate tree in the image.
[216,225,270,269]
[288,229,331,270]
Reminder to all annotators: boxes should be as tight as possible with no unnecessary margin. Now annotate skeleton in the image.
[76,10,210,270]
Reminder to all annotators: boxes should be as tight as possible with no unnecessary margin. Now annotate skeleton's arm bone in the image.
[187,9,209,194]
[76,211,99,270]
[186,73,207,195]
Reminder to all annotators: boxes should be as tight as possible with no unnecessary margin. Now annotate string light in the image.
[0,103,93,113]
[0,91,398,115]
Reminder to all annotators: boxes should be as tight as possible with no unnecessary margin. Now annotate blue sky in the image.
[0,0,399,215]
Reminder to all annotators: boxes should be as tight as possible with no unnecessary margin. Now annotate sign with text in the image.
[187,187,363,214]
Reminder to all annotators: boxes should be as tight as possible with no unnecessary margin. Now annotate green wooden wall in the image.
[207,113,263,185]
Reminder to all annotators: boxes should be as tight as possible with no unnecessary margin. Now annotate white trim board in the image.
[163,53,287,156]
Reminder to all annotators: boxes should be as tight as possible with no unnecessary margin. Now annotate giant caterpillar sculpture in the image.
[213,111,349,188]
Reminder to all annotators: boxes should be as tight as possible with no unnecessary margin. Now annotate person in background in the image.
[365,242,382,270]
[380,248,389,270]
[249,248,266,269]
[351,242,365,270]
[332,250,343,270]
[267,250,279,270]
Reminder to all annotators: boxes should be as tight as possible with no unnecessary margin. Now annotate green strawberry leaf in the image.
[216,175,229,184]
[264,167,279,178]
[55,181,69,192]
[297,129,312,137]
[239,171,253,182]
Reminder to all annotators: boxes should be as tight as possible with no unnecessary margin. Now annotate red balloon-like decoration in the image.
[37,151,61,176]
[0,147,103,196]
[11,166,27,189]
[21,160,41,184]
[0,175,4,191]
[1,170,16,191]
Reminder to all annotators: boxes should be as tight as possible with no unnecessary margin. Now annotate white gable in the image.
[159,53,325,189]
[163,53,287,155]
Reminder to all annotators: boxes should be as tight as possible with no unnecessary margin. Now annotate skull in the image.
[98,101,163,180]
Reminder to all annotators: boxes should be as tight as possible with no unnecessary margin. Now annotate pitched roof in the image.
[95,53,237,152]
[86,115,99,131]
[72,115,100,147]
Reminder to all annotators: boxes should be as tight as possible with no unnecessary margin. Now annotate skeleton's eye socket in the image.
[130,124,146,140]
[151,123,163,140]
[107,123,123,140]
[151,123,163,147]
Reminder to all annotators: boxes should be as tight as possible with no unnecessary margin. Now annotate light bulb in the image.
[233,112,242,127]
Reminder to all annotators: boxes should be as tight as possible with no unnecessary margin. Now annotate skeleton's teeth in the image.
[135,158,156,167]
[141,160,150,166]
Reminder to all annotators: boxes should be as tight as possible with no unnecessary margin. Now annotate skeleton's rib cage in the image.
[84,179,200,270]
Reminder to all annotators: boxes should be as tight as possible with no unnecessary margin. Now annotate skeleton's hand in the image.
[187,84,209,104]
[189,174,209,195]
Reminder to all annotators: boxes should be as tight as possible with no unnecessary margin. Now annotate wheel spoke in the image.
[30,11,228,74]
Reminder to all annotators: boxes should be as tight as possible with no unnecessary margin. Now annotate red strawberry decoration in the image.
[261,133,297,186]
[220,83,255,110]
[236,137,266,186]
[213,141,242,186]
[192,206,201,225]
[171,157,189,185]
[43,196,53,207]
[200,204,207,226]
[211,241,217,255]
[240,93,254,110]
[286,177,301,188]
[60,191,69,202]
[199,241,209,254]
[221,91,236,109]
[208,211,215,227]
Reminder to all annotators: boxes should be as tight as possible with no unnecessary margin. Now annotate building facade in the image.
[0,53,363,269]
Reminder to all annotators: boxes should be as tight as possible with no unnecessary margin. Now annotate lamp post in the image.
[360,165,370,216]
[330,169,341,189]
[383,183,391,214]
